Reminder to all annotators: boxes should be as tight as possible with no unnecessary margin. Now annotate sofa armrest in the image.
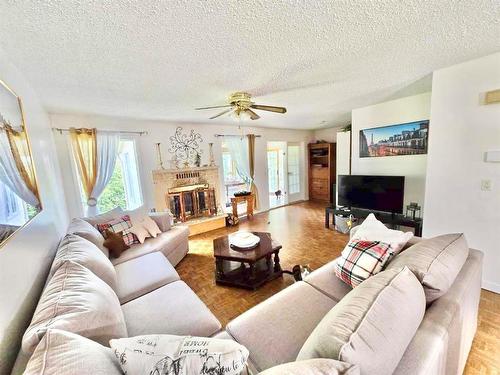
[149,211,173,232]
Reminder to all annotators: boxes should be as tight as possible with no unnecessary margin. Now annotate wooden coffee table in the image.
[213,232,282,290]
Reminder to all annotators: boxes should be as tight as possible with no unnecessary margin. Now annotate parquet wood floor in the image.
[176,201,500,374]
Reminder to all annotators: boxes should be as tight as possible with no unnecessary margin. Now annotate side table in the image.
[230,194,255,220]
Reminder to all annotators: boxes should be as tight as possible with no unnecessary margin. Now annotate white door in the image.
[267,145,287,208]
[287,143,301,203]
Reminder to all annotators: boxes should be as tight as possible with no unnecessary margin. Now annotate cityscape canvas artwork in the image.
[359,120,429,158]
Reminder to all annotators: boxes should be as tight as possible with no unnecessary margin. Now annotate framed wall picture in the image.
[359,120,429,158]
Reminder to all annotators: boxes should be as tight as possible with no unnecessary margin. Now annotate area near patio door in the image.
[267,141,302,209]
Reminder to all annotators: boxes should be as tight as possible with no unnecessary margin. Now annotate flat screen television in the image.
[338,175,405,214]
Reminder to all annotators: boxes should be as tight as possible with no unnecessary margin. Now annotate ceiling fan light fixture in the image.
[232,108,252,122]
[196,91,286,121]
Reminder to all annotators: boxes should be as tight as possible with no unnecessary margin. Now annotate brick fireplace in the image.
[152,166,226,235]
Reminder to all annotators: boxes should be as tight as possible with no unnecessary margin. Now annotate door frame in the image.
[286,142,302,203]
[267,142,288,208]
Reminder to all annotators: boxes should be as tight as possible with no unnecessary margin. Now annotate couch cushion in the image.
[142,215,162,237]
[103,229,130,258]
[149,211,172,232]
[111,225,189,265]
[210,331,259,375]
[304,260,352,301]
[226,281,337,372]
[350,213,414,254]
[114,251,180,304]
[110,334,249,375]
[394,249,482,375]
[297,267,426,375]
[67,218,108,257]
[385,233,469,303]
[121,280,221,337]
[24,329,121,375]
[96,214,139,246]
[49,234,117,290]
[22,261,127,354]
[259,359,360,375]
[335,239,394,287]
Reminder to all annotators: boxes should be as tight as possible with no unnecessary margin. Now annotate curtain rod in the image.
[52,128,148,136]
[214,134,261,138]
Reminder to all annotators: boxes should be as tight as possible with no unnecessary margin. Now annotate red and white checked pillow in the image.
[335,239,394,287]
[96,215,139,246]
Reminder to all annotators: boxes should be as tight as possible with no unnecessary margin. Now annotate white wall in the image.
[351,92,431,210]
[313,126,344,143]
[336,131,351,204]
[0,50,69,373]
[50,113,314,219]
[423,52,500,293]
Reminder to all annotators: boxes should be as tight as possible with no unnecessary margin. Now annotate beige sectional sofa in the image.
[15,211,483,375]
[216,234,483,375]
[13,209,222,373]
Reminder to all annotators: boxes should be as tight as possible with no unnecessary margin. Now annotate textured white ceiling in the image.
[0,1,499,129]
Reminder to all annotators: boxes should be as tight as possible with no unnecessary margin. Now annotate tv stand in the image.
[325,207,423,237]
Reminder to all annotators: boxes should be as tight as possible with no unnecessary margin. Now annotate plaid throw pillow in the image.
[96,215,139,246]
[335,239,394,287]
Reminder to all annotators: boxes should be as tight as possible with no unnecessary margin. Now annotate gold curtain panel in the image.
[69,127,97,200]
[4,124,40,202]
[247,134,259,210]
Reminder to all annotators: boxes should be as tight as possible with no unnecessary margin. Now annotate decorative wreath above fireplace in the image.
[168,126,203,165]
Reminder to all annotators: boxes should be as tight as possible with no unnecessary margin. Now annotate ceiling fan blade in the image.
[195,104,232,110]
[250,104,287,114]
[246,109,260,120]
[209,108,233,119]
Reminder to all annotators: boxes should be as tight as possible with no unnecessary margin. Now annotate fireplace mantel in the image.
[154,166,219,173]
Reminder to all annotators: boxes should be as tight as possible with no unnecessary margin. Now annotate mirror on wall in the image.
[0,78,42,248]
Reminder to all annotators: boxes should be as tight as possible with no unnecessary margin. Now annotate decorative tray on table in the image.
[229,231,260,250]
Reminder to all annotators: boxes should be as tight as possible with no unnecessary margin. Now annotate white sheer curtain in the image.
[0,128,39,207]
[87,131,120,215]
[224,136,252,185]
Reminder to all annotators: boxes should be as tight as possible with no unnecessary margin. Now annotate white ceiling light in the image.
[231,108,252,122]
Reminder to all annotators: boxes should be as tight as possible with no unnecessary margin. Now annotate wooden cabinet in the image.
[308,143,336,203]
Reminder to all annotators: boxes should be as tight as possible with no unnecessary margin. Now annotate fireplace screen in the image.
[168,186,217,222]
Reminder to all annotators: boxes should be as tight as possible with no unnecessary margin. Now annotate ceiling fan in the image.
[195,92,287,120]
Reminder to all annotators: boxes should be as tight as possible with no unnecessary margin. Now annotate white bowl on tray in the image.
[229,231,260,250]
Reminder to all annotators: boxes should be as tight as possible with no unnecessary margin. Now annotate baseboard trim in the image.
[482,280,500,294]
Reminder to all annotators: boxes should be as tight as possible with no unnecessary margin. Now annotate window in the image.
[0,181,29,225]
[97,139,143,213]
[72,137,143,215]
[267,149,279,192]
[5,185,19,219]
[221,147,247,206]
[287,145,300,194]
